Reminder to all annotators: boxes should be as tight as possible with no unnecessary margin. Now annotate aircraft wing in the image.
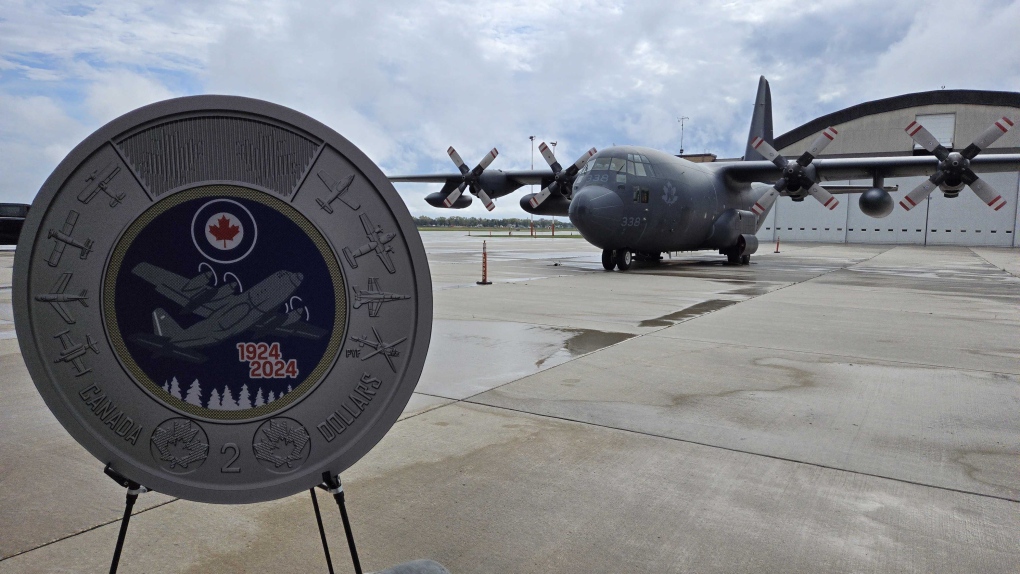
[51,302,75,324]
[51,273,71,294]
[61,211,78,234]
[390,169,550,187]
[375,247,396,274]
[251,312,328,340]
[46,242,65,267]
[132,263,217,317]
[710,154,1020,190]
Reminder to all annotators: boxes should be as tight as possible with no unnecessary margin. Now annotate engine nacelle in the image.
[425,191,472,209]
[520,193,571,216]
[858,187,894,218]
[735,234,758,257]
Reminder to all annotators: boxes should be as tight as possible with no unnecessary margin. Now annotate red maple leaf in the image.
[209,215,240,247]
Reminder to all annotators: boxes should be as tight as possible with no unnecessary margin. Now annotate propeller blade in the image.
[750,136,786,168]
[806,183,839,210]
[443,182,467,208]
[529,183,559,209]
[904,121,949,160]
[475,148,499,173]
[448,147,469,174]
[797,126,838,166]
[968,176,1008,211]
[962,116,1015,160]
[474,187,496,211]
[568,148,598,175]
[751,188,779,216]
[899,177,941,211]
[538,142,561,172]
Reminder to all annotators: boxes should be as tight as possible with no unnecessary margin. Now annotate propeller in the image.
[442,147,499,211]
[749,127,840,216]
[900,116,1013,211]
[528,143,597,209]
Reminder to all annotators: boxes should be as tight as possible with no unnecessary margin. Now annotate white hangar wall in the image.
[754,93,1020,247]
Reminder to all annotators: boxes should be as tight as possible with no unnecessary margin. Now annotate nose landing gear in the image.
[601,249,616,271]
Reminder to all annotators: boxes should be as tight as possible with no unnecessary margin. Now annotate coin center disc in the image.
[103,184,346,422]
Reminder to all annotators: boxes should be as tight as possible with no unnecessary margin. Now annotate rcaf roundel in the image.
[191,199,258,263]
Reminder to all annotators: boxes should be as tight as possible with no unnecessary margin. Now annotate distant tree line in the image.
[414,216,575,229]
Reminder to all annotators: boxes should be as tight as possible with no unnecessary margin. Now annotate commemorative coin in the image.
[13,96,432,503]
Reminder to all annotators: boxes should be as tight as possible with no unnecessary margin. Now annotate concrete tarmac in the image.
[1,235,1018,573]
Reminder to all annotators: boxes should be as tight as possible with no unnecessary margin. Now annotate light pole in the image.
[678,116,689,155]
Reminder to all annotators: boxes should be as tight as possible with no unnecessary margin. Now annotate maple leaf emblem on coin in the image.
[209,215,240,247]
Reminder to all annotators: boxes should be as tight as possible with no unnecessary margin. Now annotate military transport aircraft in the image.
[129,263,325,363]
[391,77,1020,270]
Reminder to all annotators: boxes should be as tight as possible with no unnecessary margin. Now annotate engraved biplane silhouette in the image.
[77,163,124,207]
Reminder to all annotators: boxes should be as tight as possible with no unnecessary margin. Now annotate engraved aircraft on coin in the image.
[129,263,326,363]
[352,278,409,317]
[343,213,397,273]
[349,327,406,372]
[35,272,88,324]
[46,210,93,267]
[53,329,100,376]
[77,163,124,207]
[316,170,359,213]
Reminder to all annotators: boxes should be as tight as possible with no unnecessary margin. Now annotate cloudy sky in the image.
[3,0,1019,216]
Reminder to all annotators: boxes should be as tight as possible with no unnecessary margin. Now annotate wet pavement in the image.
[1,235,1018,573]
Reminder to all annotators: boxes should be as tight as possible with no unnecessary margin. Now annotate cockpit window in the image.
[590,153,656,176]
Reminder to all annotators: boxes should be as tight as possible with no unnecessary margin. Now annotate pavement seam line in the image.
[967,246,1020,278]
[0,498,179,562]
[461,399,1020,505]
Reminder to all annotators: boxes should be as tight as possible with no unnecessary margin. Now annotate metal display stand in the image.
[103,467,362,574]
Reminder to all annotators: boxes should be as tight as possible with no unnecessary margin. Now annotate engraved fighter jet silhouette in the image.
[342,213,397,273]
[130,263,326,363]
[77,163,124,207]
[36,272,89,324]
[46,211,93,267]
[316,170,359,213]
[349,327,406,372]
[54,330,100,376]
[352,277,410,317]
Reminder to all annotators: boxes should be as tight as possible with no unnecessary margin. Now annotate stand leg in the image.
[103,465,148,574]
[322,473,363,574]
[310,488,336,574]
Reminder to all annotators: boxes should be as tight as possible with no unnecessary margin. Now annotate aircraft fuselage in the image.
[567,146,766,254]
[171,271,303,348]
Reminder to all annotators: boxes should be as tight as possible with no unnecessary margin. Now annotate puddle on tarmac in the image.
[638,299,738,328]
[416,320,633,399]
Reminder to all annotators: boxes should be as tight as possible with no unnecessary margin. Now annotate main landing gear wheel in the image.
[741,255,750,265]
[615,249,632,271]
[727,252,740,264]
[602,249,616,271]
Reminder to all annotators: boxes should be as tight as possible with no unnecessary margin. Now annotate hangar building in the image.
[752,90,1020,247]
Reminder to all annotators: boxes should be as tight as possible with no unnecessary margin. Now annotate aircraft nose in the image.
[568,186,624,248]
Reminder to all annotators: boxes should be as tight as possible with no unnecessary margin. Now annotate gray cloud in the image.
[2,0,1018,217]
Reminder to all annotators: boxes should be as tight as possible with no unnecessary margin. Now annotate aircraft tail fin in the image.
[151,308,183,339]
[744,76,774,161]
